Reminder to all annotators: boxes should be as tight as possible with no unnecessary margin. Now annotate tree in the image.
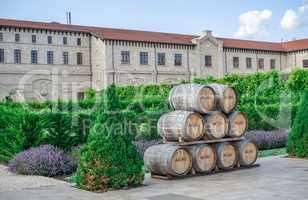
[75,85,144,191]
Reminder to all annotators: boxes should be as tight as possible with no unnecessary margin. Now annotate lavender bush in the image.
[8,144,77,177]
[246,129,289,150]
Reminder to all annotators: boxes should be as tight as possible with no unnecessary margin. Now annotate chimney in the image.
[202,30,212,37]
[66,11,72,24]
[69,12,72,24]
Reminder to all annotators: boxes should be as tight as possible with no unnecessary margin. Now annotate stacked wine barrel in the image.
[144,83,258,178]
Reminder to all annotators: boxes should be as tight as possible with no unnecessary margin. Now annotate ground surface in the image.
[0,156,308,200]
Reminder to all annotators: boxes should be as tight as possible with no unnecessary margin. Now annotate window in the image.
[14,49,21,64]
[303,59,308,68]
[77,52,83,65]
[77,38,81,46]
[157,53,165,65]
[233,57,239,68]
[205,55,212,67]
[0,33,3,42]
[47,51,53,64]
[246,57,252,69]
[63,52,69,64]
[31,50,37,64]
[77,92,85,101]
[15,34,20,42]
[0,49,4,63]
[140,52,148,65]
[63,37,67,45]
[47,36,52,44]
[270,59,276,69]
[258,58,264,69]
[32,35,36,43]
[121,51,130,64]
[174,54,182,66]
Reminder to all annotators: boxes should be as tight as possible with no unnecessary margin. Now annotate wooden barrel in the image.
[206,83,237,114]
[144,144,192,177]
[228,112,248,138]
[215,142,238,170]
[235,140,258,167]
[169,84,216,113]
[204,111,228,140]
[157,111,204,142]
[190,144,216,173]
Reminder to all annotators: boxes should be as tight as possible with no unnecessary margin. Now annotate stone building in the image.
[0,18,307,100]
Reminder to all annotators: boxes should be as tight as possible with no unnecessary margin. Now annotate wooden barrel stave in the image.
[144,144,192,177]
[169,84,216,114]
[235,139,258,167]
[204,111,229,140]
[157,111,204,142]
[228,112,248,138]
[190,144,216,173]
[215,142,238,170]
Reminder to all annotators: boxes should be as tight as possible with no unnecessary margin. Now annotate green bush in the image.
[287,90,308,157]
[75,85,144,191]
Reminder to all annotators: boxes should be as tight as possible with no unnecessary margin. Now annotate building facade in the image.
[0,18,308,100]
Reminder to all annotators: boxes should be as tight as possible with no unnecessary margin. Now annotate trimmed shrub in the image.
[8,144,77,176]
[287,90,308,157]
[75,85,144,191]
[246,129,288,150]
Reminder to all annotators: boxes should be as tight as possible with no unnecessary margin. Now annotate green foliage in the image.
[76,85,144,191]
[85,88,97,100]
[21,112,44,149]
[287,90,308,157]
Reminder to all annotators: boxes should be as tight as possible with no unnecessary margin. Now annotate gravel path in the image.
[0,165,69,192]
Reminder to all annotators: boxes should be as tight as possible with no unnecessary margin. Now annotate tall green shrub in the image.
[287,90,308,157]
[76,85,144,191]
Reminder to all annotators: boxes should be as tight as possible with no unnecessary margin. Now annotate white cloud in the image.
[235,9,272,38]
[299,4,308,12]
[281,4,308,30]
[281,9,301,29]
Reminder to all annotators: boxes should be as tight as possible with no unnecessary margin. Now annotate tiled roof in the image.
[1,18,308,52]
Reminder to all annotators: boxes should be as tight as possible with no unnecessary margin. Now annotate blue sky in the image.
[0,0,308,42]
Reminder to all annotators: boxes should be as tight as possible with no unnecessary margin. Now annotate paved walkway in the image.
[0,156,308,200]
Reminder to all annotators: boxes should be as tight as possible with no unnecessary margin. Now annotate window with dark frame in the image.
[140,52,148,65]
[205,55,212,67]
[32,35,36,43]
[63,52,69,65]
[47,51,53,64]
[121,51,130,64]
[233,57,239,68]
[77,92,85,101]
[47,36,52,44]
[0,49,4,63]
[77,38,81,46]
[174,53,182,66]
[258,58,264,69]
[77,52,83,65]
[14,49,21,64]
[0,33,3,42]
[157,53,166,65]
[31,50,37,64]
[270,59,276,69]
[15,34,20,42]
[63,37,68,45]
[246,57,252,69]
[303,59,308,68]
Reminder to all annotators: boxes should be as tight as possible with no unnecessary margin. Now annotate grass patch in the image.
[258,148,287,157]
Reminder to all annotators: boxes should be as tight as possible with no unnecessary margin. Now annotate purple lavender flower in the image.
[8,145,77,177]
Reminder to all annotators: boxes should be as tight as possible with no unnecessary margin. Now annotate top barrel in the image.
[169,84,216,114]
[206,83,237,114]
